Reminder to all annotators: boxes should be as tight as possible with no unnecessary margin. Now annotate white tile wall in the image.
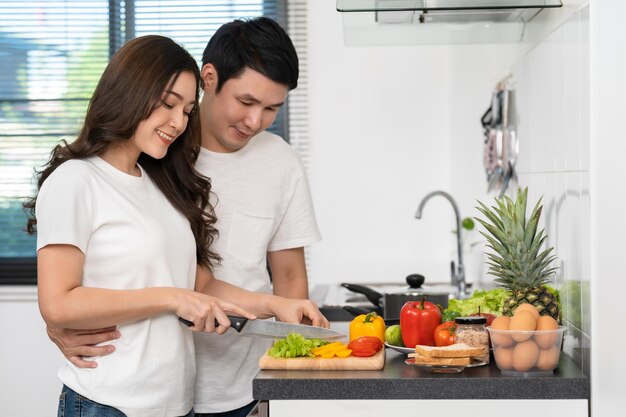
[512,6,590,374]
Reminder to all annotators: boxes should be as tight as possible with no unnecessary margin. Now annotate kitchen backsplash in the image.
[512,5,590,376]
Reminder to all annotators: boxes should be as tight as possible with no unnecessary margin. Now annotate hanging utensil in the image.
[481,77,518,197]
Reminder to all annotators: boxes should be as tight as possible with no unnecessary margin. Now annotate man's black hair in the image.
[202,17,298,92]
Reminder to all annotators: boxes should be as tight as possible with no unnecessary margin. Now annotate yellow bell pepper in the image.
[335,349,352,358]
[349,312,386,343]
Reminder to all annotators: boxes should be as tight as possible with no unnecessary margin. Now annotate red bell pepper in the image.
[400,298,442,347]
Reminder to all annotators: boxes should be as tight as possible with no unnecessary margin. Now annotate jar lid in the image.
[455,316,487,324]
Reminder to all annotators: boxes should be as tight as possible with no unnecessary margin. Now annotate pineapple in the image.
[475,187,561,323]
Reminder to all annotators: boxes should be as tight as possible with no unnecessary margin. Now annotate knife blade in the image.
[178,315,345,340]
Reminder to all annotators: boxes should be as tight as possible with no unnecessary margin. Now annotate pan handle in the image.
[342,306,398,326]
[341,283,383,308]
[342,305,377,317]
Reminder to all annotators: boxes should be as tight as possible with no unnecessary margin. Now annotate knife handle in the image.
[178,315,248,331]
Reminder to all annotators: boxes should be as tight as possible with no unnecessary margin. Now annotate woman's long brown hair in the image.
[24,35,220,269]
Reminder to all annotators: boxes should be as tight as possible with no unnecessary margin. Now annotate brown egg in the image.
[491,316,511,330]
[509,310,537,342]
[514,303,540,319]
[535,316,559,349]
[494,346,514,370]
[512,339,540,372]
[536,346,560,371]
[489,316,513,348]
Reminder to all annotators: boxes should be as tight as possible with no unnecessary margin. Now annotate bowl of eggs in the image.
[487,304,565,376]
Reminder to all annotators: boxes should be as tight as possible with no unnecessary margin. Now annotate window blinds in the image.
[0,1,110,264]
[0,0,288,283]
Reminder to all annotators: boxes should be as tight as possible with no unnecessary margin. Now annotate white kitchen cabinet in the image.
[0,287,64,416]
[269,399,588,417]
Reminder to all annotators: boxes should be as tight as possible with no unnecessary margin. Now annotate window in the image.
[0,0,288,284]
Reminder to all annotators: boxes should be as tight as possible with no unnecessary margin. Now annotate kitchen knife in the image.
[178,315,345,340]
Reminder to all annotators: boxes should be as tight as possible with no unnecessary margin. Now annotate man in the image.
[48,17,322,417]
[191,17,321,417]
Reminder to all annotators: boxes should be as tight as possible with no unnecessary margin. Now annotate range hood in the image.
[336,0,563,45]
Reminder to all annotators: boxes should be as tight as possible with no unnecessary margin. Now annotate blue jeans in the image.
[58,385,194,417]
[195,401,257,417]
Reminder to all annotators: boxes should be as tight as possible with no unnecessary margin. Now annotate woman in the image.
[25,35,254,417]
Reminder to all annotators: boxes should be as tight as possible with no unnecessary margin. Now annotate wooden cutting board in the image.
[258,348,385,370]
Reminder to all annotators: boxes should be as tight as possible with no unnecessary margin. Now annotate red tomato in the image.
[434,321,457,346]
[348,336,383,357]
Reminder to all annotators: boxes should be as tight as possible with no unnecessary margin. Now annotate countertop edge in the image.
[253,352,589,401]
[254,378,589,400]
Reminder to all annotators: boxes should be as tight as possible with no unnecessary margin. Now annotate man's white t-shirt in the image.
[193,131,321,413]
[36,157,197,417]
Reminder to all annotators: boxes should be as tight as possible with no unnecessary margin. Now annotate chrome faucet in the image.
[415,191,467,298]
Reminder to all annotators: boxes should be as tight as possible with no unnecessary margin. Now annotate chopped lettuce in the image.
[268,333,329,358]
[447,288,508,316]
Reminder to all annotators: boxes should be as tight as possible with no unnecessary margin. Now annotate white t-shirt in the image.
[193,131,321,413]
[36,157,197,417]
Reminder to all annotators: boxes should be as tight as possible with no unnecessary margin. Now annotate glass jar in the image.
[454,316,490,364]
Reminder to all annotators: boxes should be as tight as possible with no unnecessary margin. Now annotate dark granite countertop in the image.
[253,348,589,401]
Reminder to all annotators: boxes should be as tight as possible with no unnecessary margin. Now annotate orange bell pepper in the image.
[311,342,345,355]
[312,342,352,358]
[349,311,386,343]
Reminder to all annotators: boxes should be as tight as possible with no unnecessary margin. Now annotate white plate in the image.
[384,342,414,354]
[405,357,487,370]
[404,358,487,368]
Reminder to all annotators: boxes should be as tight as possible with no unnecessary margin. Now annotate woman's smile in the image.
[156,128,175,144]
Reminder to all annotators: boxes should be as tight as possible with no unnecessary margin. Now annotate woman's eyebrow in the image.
[164,90,196,105]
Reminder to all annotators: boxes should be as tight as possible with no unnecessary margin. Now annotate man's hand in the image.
[47,325,120,368]
[267,248,319,326]
[271,298,329,328]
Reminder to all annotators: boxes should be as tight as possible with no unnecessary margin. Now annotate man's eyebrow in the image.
[165,90,196,106]
[240,93,284,108]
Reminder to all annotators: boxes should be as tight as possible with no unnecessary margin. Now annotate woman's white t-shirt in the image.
[36,157,197,417]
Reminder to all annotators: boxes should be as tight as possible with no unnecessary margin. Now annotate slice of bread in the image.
[409,354,471,366]
[414,343,486,358]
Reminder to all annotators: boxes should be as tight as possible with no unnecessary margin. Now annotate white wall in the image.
[447,44,521,286]
[307,0,449,285]
[590,0,626,415]
[307,0,518,286]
